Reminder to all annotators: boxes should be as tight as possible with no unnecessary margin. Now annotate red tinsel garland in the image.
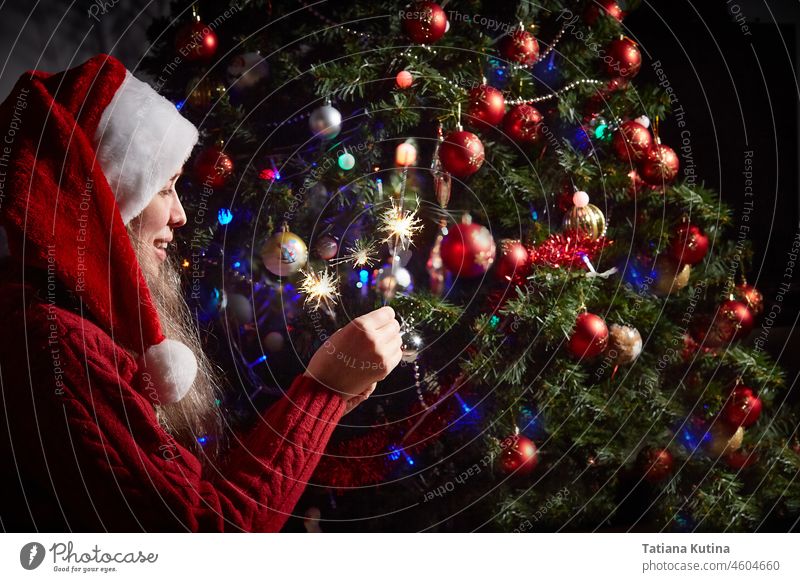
[530,232,611,269]
[488,233,612,311]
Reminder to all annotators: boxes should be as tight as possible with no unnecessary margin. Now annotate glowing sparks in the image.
[331,238,379,269]
[299,268,340,312]
[380,201,422,251]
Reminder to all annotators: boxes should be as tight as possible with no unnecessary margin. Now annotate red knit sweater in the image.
[0,275,346,532]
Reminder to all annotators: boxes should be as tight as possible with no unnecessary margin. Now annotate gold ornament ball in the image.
[608,324,643,365]
[562,203,607,240]
[653,255,691,296]
[707,424,744,457]
[260,230,308,277]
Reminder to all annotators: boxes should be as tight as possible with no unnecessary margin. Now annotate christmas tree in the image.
[141,0,799,531]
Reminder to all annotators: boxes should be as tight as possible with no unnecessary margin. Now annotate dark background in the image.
[1,0,797,376]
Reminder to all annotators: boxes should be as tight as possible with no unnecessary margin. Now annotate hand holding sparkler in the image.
[303,306,402,404]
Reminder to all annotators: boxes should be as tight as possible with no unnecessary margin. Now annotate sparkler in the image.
[299,268,340,320]
[330,238,380,269]
[379,199,422,251]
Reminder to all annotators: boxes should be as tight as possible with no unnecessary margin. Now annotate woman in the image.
[0,54,402,531]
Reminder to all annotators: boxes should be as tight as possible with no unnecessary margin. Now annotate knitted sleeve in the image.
[6,301,346,532]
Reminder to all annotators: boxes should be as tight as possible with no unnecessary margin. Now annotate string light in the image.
[534,23,567,65]
[507,78,604,105]
[395,142,417,167]
[297,0,374,39]
[338,151,356,170]
[259,168,281,181]
[217,208,233,225]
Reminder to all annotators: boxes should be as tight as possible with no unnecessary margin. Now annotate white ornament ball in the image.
[226,293,254,324]
[227,52,269,89]
[309,105,342,139]
[573,190,590,208]
[265,331,285,353]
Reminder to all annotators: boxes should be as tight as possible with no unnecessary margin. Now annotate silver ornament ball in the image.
[309,105,342,140]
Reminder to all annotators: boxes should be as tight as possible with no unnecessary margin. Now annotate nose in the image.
[169,191,187,229]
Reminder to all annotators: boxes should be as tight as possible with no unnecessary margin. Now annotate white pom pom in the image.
[138,339,197,404]
[573,190,590,208]
[635,115,651,128]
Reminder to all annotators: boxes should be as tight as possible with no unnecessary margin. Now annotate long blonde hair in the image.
[127,223,227,463]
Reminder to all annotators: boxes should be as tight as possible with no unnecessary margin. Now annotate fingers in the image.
[376,335,402,379]
[376,317,401,337]
[355,306,395,330]
[374,311,400,333]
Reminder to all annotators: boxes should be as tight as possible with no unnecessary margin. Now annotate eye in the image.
[159,188,172,197]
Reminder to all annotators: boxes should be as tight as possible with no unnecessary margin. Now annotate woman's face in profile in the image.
[128,171,187,268]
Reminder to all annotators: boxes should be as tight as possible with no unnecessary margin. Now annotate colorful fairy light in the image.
[259,168,281,181]
[395,142,417,167]
[338,151,356,170]
[217,208,233,225]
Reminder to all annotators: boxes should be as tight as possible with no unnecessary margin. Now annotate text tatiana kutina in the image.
[49,541,158,564]
[643,543,731,554]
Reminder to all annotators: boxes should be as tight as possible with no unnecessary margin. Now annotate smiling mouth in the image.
[153,239,171,259]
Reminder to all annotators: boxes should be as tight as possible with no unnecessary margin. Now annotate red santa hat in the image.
[0,54,200,404]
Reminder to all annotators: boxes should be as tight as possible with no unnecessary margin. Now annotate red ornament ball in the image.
[584,0,625,25]
[396,70,414,89]
[439,130,485,178]
[690,315,732,349]
[604,38,641,78]
[467,85,506,126]
[503,104,543,144]
[669,224,709,266]
[175,21,218,61]
[193,147,234,188]
[605,76,630,93]
[725,448,757,470]
[719,299,755,340]
[627,169,656,198]
[315,235,339,261]
[568,312,609,359]
[401,2,448,44]
[499,434,539,475]
[640,144,680,185]
[723,385,762,428]
[500,29,540,66]
[441,220,497,278]
[639,448,674,483]
[494,240,531,283]
[734,283,764,316]
[613,120,653,163]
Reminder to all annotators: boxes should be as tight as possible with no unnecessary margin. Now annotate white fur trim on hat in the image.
[138,339,198,404]
[93,70,199,224]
